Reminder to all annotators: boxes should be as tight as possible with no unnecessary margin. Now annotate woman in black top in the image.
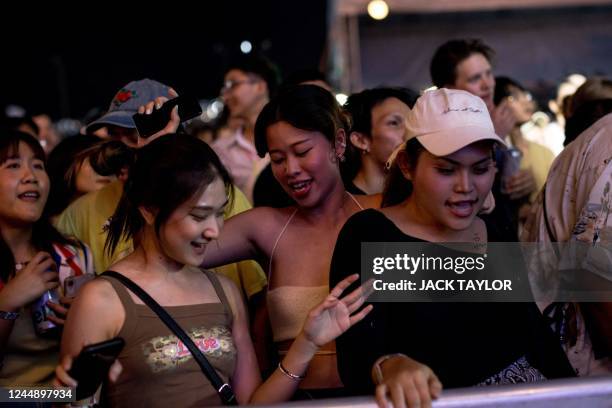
[330,89,574,408]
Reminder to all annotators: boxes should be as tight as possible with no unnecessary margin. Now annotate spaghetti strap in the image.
[347,192,364,210]
[99,272,138,307]
[98,272,140,341]
[202,269,234,326]
[268,208,298,279]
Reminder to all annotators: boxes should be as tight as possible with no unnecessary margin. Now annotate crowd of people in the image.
[0,38,610,408]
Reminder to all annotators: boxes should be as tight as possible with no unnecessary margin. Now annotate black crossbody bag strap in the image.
[101,271,237,406]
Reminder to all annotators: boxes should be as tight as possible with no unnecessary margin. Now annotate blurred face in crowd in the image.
[0,142,49,227]
[221,69,268,120]
[33,114,60,153]
[107,125,140,148]
[74,157,116,195]
[369,97,411,167]
[506,85,536,124]
[451,53,495,112]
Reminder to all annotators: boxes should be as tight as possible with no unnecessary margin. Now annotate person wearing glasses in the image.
[212,55,281,202]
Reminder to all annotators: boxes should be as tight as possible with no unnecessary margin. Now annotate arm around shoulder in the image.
[201,206,277,269]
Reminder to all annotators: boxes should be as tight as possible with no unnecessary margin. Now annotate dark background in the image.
[359,5,612,103]
[2,2,611,122]
[0,1,328,120]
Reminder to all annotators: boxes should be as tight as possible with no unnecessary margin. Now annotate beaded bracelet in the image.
[0,311,20,320]
[278,361,306,381]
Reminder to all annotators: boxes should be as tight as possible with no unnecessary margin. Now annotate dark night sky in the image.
[1,1,328,120]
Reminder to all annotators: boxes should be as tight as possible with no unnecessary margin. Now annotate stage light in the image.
[367,0,389,20]
[240,41,252,54]
[335,93,348,105]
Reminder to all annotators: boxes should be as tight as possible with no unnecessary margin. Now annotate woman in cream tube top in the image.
[201,85,382,395]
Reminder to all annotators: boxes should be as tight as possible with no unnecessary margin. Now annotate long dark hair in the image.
[45,134,103,217]
[381,138,425,207]
[564,99,612,146]
[342,87,418,183]
[105,134,233,255]
[0,130,72,283]
[254,84,351,158]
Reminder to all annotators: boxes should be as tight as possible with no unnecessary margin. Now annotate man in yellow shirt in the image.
[56,79,266,299]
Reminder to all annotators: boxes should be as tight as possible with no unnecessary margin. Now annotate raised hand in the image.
[135,88,180,145]
[0,252,58,311]
[301,274,373,348]
[505,168,536,200]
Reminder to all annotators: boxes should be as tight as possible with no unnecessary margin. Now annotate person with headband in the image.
[330,89,575,408]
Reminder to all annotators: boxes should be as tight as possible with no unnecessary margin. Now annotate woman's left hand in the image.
[302,274,373,347]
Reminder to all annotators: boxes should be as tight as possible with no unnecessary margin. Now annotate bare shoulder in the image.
[66,277,125,337]
[79,277,117,301]
[356,193,382,210]
[73,278,122,316]
[228,205,283,224]
[230,205,296,231]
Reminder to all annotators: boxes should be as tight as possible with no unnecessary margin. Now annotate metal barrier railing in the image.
[263,376,612,407]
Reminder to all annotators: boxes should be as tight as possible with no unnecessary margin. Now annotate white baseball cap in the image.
[407,88,505,156]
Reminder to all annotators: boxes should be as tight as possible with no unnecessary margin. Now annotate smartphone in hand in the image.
[69,337,125,400]
[500,147,523,194]
[132,95,202,138]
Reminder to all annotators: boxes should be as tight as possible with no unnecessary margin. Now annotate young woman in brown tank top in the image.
[199,85,382,394]
[54,134,371,406]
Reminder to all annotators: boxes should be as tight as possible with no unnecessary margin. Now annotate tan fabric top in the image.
[265,192,364,343]
[100,269,237,407]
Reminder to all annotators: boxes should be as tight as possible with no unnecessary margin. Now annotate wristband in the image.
[0,310,20,320]
[372,353,407,384]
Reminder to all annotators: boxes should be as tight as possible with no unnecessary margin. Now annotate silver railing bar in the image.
[260,376,612,407]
